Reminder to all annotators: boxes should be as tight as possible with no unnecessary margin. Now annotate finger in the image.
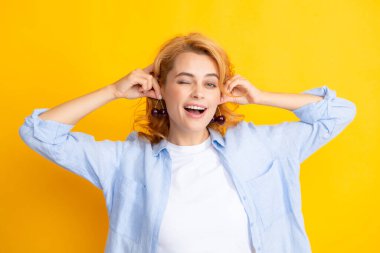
[142,76,151,91]
[134,77,148,91]
[220,94,232,104]
[147,75,153,93]
[226,77,241,93]
[151,76,162,99]
[144,90,159,99]
[137,71,156,91]
[228,80,242,93]
[143,63,154,74]
[229,77,250,94]
[139,75,160,99]
[225,75,241,92]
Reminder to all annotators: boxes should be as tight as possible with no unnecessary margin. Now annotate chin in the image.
[184,122,209,132]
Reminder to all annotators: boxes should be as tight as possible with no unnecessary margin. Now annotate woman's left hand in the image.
[220,74,262,105]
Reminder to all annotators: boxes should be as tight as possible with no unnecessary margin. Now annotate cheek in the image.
[172,89,185,97]
[213,92,221,104]
[168,89,187,104]
[165,89,184,112]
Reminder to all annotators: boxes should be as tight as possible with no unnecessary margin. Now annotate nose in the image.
[191,83,205,99]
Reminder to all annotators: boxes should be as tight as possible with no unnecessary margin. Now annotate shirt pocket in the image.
[109,176,146,242]
[246,158,291,231]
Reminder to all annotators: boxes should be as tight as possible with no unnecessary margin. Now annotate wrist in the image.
[250,89,265,105]
[107,84,122,100]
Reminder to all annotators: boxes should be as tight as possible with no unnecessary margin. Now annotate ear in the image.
[217,91,223,105]
[218,94,227,105]
[160,84,166,98]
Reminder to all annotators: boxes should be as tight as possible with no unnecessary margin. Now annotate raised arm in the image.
[38,84,118,125]
[38,62,162,124]
[255,86,357,164]
[223,76,356,169]
[19,64,162,190]
[255,89,324,111]
[222,74,324,110]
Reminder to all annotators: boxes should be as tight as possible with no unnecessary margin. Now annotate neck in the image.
[167,127,210,146]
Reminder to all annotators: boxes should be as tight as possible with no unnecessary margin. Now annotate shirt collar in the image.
[152,127,225,157]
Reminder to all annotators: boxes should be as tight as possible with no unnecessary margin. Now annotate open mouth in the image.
[184,107,207,115]
[184,106,207,115]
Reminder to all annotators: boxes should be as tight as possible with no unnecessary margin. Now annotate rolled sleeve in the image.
[285,85,357,163]
[293,85,336,123]
[293,85,356,123]
[19,108,124,190]
[252,85,357,165]
[28,108,76,144]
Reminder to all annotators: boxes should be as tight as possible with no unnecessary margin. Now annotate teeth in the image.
[184,105,206,110]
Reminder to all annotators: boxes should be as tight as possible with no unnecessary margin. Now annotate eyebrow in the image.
[175,72,219,79]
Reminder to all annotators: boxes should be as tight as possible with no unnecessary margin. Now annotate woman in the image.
[19,32,356,253]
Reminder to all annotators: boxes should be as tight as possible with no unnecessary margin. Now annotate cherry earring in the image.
[151,98,168,118]
[210,106,226,125]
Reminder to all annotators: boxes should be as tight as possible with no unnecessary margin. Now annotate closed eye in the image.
[177,81,217,88]
[177,81,190,84]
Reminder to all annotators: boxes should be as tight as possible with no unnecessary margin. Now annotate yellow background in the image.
[1,0,378,252]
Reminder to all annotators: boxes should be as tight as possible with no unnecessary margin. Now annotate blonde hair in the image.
[133,32,245,144]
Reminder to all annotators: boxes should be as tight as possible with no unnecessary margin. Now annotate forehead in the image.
[172,52,219,77]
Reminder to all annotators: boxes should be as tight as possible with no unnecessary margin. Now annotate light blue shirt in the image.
[19,85,356,253]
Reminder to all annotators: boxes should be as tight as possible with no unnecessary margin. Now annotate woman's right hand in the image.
[111,63,162,100]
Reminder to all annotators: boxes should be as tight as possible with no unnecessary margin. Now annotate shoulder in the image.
[226,120,282,139]
[225,120,289,158]
[121,131,149,154]
[224,120,271,149]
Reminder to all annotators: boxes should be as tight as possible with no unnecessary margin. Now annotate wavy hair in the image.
[133,32,245,144]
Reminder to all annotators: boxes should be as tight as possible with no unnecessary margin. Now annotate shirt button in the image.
[242,196,247,201]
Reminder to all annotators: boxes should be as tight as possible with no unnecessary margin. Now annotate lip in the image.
[184,107,208,119]
[183,103,208,109]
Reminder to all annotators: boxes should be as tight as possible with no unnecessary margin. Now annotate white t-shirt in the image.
[157,136,255,253]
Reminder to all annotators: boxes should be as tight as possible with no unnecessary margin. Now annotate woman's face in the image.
[161,51,222,135]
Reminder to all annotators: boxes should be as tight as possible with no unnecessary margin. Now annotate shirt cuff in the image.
[292,85,336,124]
[24,108,75,145]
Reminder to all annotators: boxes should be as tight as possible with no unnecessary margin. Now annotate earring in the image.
[210,106,226,125]
[151,98,168,118]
